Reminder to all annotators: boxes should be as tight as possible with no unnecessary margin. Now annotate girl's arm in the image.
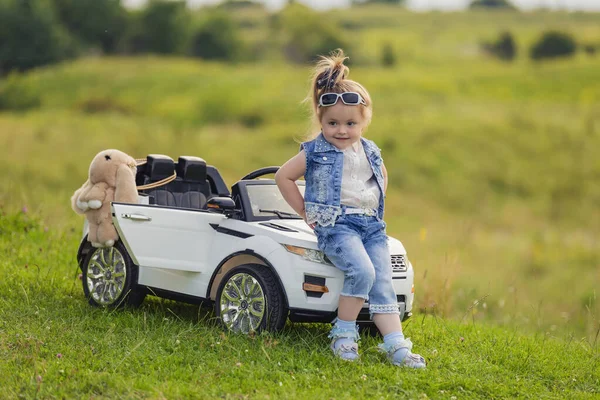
[275,150,307,219]
[382,162,388,195]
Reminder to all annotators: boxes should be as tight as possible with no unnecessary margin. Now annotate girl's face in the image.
[320,103,365,150]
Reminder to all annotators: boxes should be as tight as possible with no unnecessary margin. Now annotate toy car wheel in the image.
[81,241,146,308]
[215,264,287,334]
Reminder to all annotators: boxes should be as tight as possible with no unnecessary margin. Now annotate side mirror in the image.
[207,197,236,216]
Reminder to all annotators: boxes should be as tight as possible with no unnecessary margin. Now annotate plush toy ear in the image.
[114,164,138,203]
[71,179,91,214]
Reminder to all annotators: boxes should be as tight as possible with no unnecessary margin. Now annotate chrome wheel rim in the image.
[86,247,127,306]
[219,273,266,334]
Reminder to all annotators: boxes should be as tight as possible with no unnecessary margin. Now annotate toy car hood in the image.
[244,219,408,255]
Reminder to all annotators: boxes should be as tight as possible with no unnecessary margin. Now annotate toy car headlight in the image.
[283,245,331,265]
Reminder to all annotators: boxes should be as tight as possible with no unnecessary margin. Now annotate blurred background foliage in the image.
[2,0,599,73]
[0,0,599,340]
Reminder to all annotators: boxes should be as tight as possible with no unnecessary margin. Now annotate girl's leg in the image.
[316,216,376,361]
[372,313,402,336]
[362,222,400,323]
[364,219,426,368]
[338,295,365,321]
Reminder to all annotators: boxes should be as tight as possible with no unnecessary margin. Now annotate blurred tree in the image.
[469,0,516,9]
[126,0,190,54]
[0,0,75,74]
[272,3,350,64]
[530,31,577,61]
[381,42,397,67]
[50,0,127,53]
[189,12,243,61]
[481,31,516,61]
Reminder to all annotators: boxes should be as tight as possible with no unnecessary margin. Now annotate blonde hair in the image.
[305,49,373,138]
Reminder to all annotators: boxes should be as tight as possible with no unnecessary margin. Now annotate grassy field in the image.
[0,211,598,398]
[1,6,599,397]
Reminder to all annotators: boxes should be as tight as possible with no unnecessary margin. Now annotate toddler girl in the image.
[275,50,426,368]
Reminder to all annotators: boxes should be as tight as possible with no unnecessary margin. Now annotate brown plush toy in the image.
[71,149,139,247]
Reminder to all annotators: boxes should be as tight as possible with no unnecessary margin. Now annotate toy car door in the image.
[111,202,225,272]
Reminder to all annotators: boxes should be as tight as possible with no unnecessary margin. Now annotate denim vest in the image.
[301,133,385,227]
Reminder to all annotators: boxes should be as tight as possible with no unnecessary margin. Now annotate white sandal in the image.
[378,338,426,368]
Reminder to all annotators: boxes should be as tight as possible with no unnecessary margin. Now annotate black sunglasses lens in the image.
[321,94,338,106]
[341,93,360,104]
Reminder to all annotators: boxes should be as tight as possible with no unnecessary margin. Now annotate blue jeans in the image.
[314,212,400,317]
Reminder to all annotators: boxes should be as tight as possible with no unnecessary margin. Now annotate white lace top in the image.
[340,141,380,210]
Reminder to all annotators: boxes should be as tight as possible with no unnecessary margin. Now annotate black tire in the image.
[214,264,287,334]
[81,241,146,308]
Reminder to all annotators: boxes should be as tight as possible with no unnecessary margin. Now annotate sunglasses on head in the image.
[318,92,366,107]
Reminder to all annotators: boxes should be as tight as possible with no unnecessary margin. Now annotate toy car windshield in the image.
[247,184,305,219]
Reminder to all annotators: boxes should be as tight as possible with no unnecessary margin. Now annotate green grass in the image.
[1,210,598,398]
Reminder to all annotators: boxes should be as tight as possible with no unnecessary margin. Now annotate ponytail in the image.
[309,49,350,116]
[304,49,373,138]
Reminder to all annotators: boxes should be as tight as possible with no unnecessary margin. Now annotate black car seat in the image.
[142,154,179,206]
[176,156,210,209]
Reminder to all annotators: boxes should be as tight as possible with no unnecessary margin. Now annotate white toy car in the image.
[76,155,415,334]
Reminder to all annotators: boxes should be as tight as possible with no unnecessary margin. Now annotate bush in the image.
[0,0,75,74]
[582,44,596,57]
[482,31,516,61]
[381,43,397,67]
[530,31,577,61]
[77,97,133,115]
[189,12,243,61]
[50,0,127,54]
[272,3,350,64]
[0,73,42,111]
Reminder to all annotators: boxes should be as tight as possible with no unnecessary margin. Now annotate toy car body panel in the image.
[112,202,226,272]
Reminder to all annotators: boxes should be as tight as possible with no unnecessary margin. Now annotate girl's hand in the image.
[300,210,316,230]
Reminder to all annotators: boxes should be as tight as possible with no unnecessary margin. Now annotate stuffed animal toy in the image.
[71,149,139,247]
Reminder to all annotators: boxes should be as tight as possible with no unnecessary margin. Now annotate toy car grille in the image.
[391,255,407,273]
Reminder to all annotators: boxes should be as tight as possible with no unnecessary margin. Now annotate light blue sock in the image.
[384,331,409,362]
[335,318,356,331]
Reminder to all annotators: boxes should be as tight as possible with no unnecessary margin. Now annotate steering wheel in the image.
[241,166,280,180]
